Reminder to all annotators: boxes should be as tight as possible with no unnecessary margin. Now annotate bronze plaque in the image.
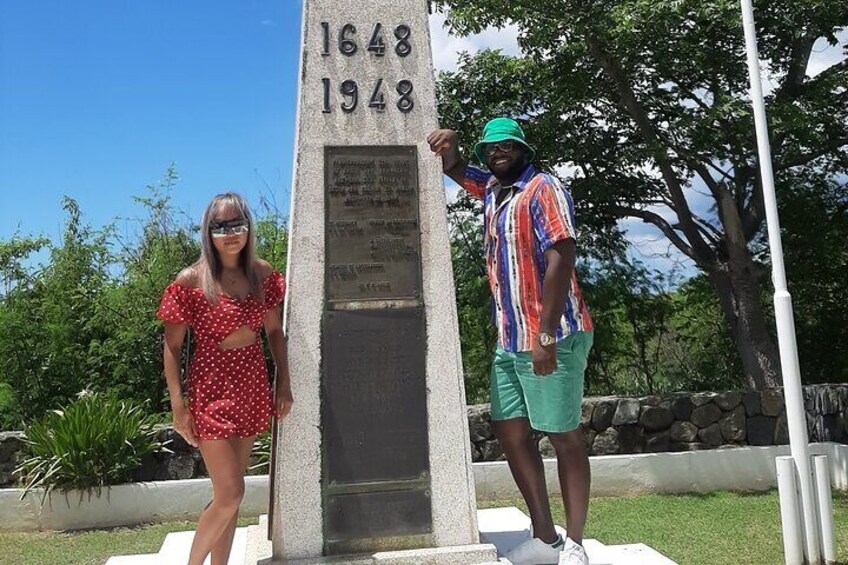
[326,490,432,541]
[325,146,421,302]
[322,308,429,484]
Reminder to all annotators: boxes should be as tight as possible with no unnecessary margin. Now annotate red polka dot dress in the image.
[156,272,286,440]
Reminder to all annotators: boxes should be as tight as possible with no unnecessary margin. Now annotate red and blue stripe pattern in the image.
[462,164,593,352]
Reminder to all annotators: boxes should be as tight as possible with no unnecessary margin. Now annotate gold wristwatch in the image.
[538,332,556,347]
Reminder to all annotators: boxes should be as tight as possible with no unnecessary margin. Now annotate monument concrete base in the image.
[245,516,498,565]
[244,509,680,565]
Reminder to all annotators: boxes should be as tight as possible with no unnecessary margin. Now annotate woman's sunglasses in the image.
[209,219,250,238]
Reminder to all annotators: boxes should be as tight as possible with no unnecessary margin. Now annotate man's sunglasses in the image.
[483,140,518,157]
[209,219,250,238]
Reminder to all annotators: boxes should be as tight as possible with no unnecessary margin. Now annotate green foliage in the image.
[433,0,848,389]
[0,198,114,420]
[15,391,162,499]
[0,165,290,427]
[249,430,272,474]
[89,165,200,412]
[779,174,848,384]
[448,205,497,403]
[581,257,743,396]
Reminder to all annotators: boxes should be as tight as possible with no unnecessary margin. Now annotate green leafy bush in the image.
[249,430,272,474]
[16,391,162,499]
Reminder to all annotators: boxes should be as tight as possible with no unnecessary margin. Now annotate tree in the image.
[92,166,200,411]
[778,173,848,383]
[447,205,497,403]
[433,0,848,389]
[0,198,113,420]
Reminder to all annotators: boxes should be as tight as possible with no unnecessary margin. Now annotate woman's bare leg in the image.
[210,436,256,565]
[188,437,249,565]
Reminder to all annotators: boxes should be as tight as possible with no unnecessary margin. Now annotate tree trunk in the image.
[708,265,782,390]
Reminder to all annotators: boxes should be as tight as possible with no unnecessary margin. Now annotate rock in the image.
[612,399,640,426]
[668,395,692,421]
[481,440,504,461]
[645,431,670,453]
[538,436,556,458]
[747,415,776,446]
[0,432,26,461]
[467,404,493,442]
[581,401,595,427]
[761,390,784,417]
[640,406,674,432]
[583,429,597,454]
[691,404,722,428]
[247,455,267,476]
[715,391,742,411]
[820,415,842,442]
[592,428,620,455]
[155,453,196,481]
[640,395,662,407]
[743,391,762,417]
[803,386,816,413]
[698,423,723,446]
[592,400,616,431]
[719,406,746,443]
[691,392,718,406]
[131,453,159,482]
[774,412,789,445]
[470,441,482,463]
[161,428,193,454]
[617,425,644,454]
[670,421,699,443]
[816,386,842,416]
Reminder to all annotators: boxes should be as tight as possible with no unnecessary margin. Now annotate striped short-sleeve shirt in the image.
[463,164,593,352]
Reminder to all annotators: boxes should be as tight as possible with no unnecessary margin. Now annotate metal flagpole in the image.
[738,1,824,562]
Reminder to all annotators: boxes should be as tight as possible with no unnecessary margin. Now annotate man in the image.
[428,118,594,565]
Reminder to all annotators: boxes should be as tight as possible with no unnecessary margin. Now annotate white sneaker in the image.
[505,534,564,565]
[558,537,589,565]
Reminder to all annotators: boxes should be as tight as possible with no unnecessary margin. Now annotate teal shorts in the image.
[490,332,593,433]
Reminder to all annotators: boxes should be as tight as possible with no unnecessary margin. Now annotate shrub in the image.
[16,390,162,500]
[249,430,272,474]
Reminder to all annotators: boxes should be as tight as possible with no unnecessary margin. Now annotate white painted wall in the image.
[1,443,844,532]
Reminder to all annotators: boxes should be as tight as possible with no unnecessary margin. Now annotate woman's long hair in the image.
[196,192,262,306]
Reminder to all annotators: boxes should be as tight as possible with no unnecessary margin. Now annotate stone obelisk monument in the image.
[263,0,497,563]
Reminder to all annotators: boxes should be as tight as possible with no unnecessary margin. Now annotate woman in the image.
[156,192,293,565]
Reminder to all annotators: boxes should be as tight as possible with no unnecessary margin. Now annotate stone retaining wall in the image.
[468,384,848,461]
[1,385,846,485]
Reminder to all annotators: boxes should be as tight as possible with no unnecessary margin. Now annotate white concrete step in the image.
[105,556,160,564]
[105,526,248,565]
[477,507,677,565]
[602,543,678,565]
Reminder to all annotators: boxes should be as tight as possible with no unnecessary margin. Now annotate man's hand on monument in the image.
[426,129,457,157]
[427,129,467,185]
[532,340,558,376]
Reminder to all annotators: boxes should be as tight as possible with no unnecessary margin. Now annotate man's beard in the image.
[493,156,528,183]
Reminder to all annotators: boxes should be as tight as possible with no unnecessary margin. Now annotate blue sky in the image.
[1,3,844,278]
[1,1,301,244]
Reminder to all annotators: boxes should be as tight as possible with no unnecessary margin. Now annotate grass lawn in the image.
[0,517,259,565]
[0,490,845,564]
[482,490,848,565]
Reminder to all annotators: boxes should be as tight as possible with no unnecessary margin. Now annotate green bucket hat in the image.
[474,117,536,164]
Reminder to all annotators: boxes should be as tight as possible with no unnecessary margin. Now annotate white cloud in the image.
[428,11,521,72]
